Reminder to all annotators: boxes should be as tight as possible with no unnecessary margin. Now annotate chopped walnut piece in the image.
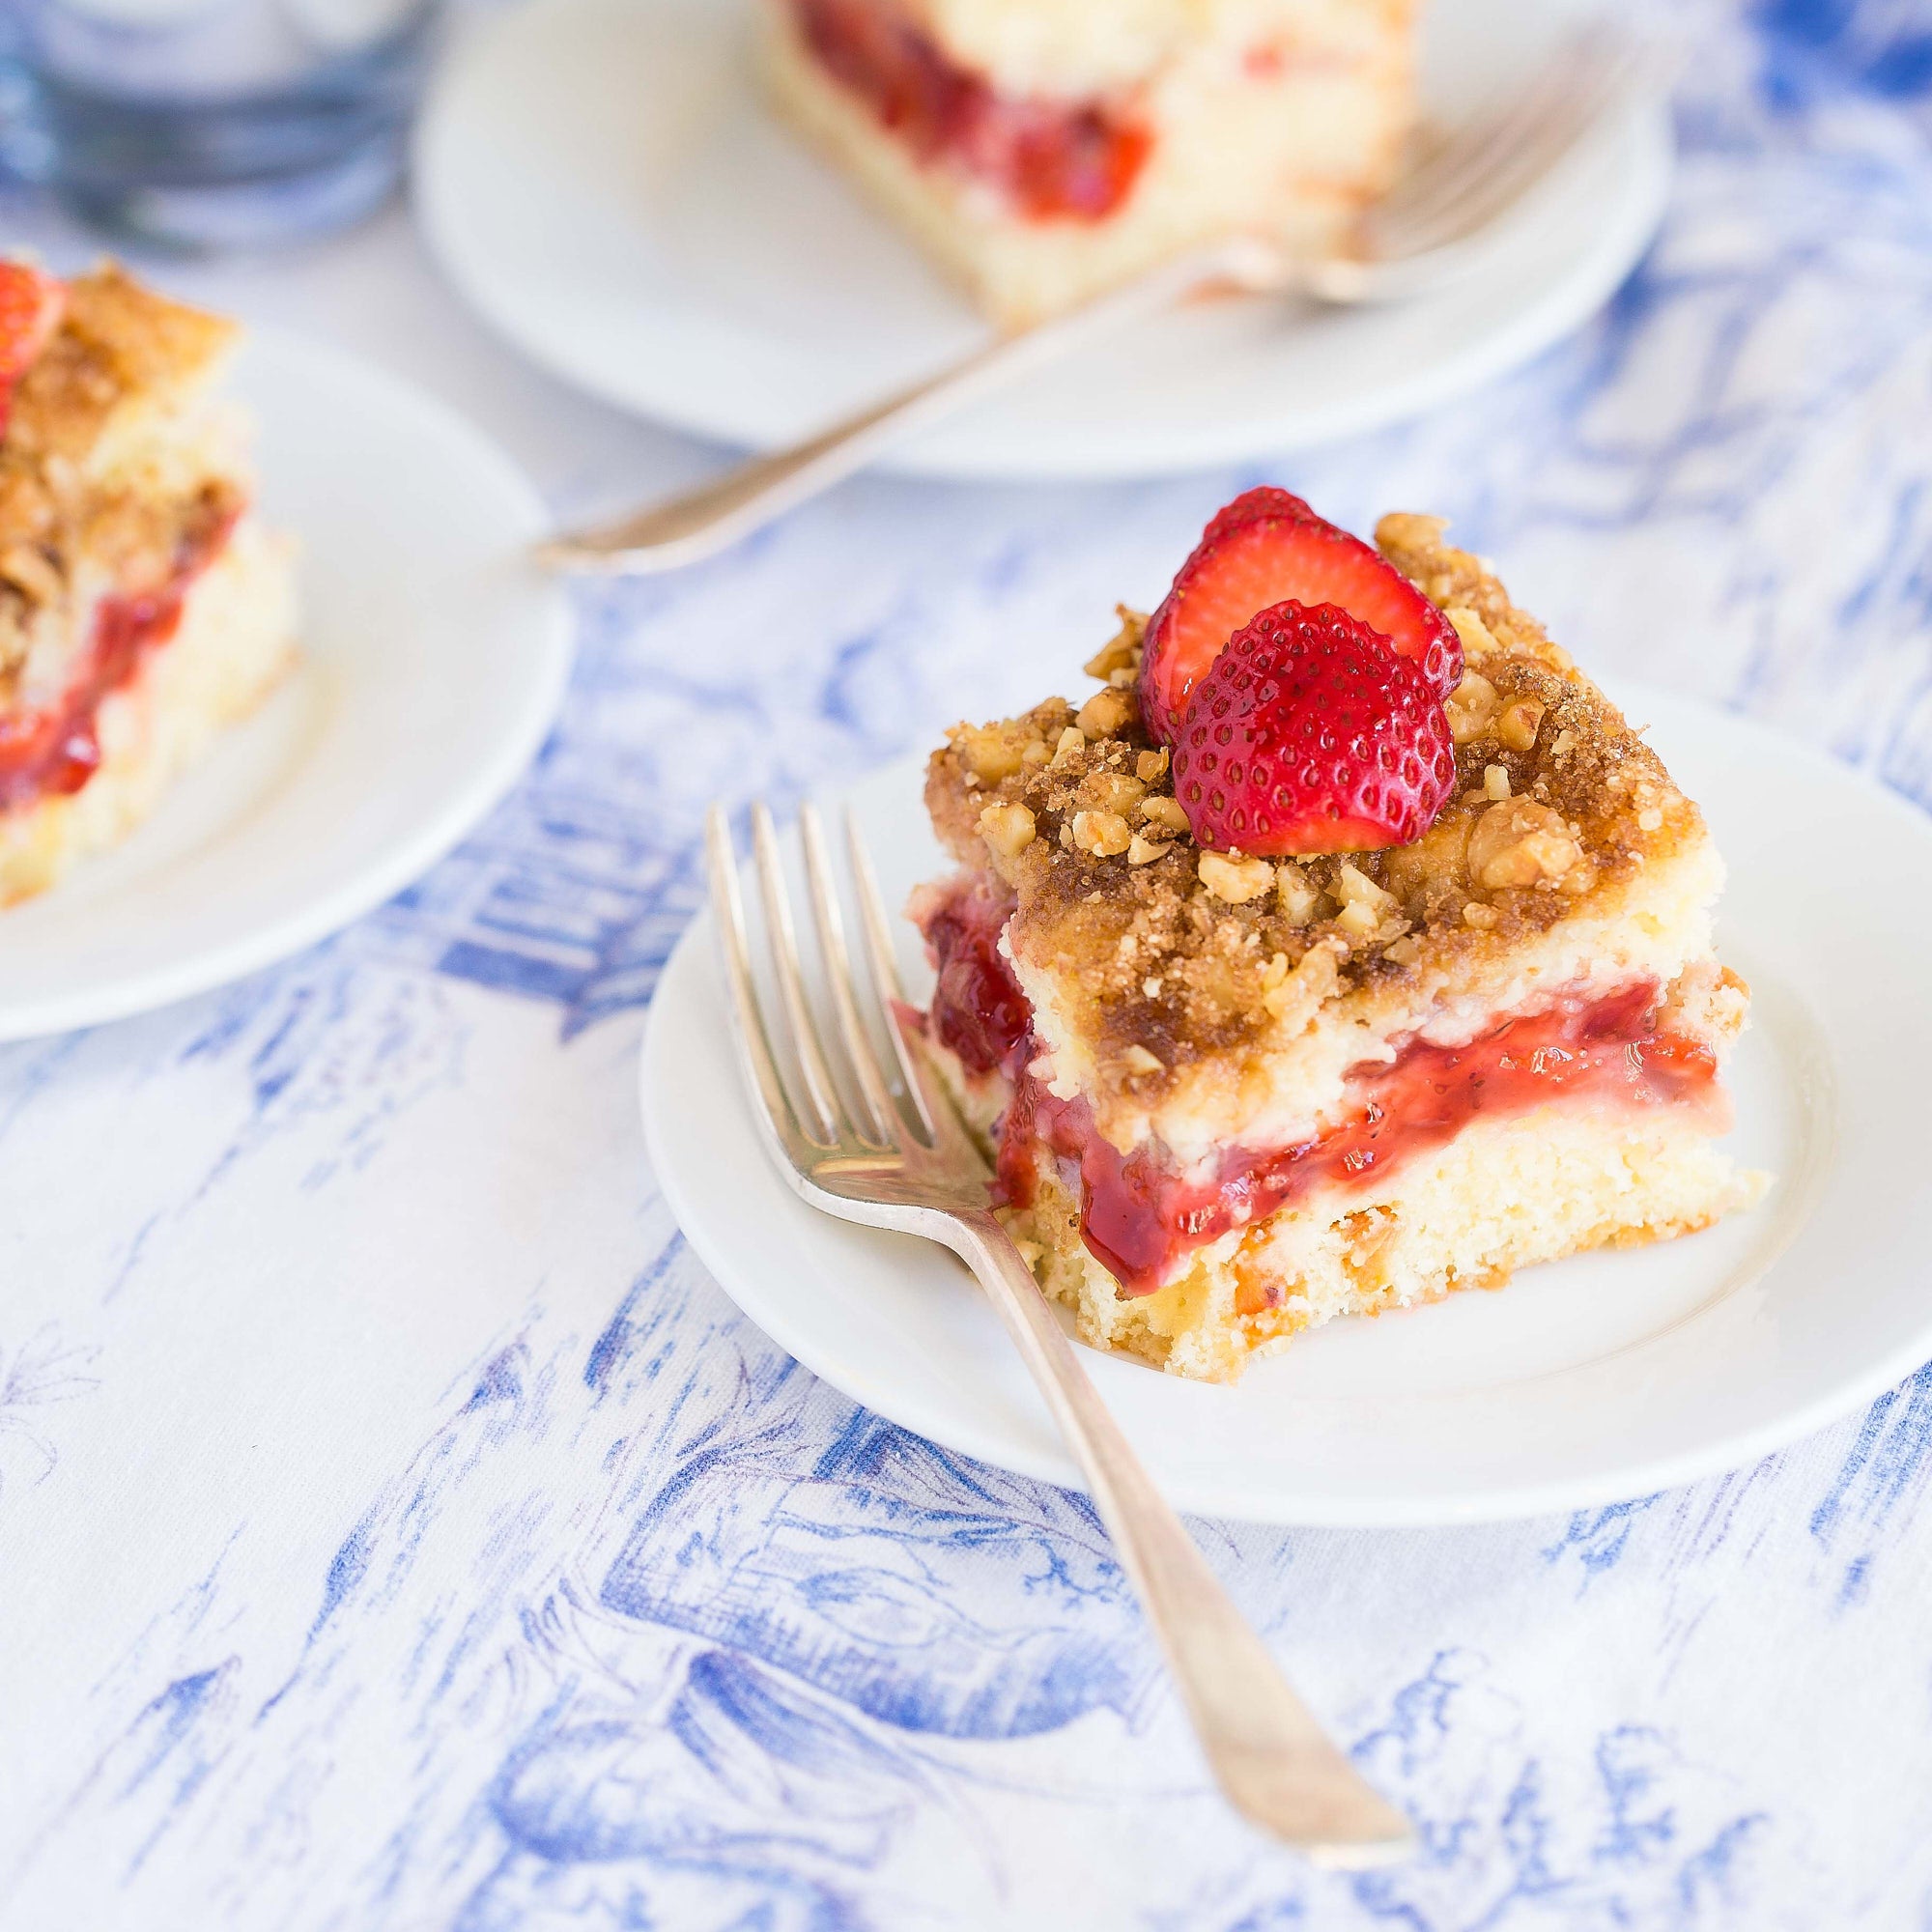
[1483,763,1511,802]
[1076,687,1133,738]
[1335,899,1380,938]
[1463,900,1499,928]
[1467,798,1581,889]
[1445,606,1502,660]
[1140,795,1189,834]
[1121,1043,1164,1077]
[1052,725,1085,765]
[1126,833,1169,866]
[978,801,1036,858]
[1083,607,1146,680]
[1081,769,1145,816]
[1498,698,1545,753]
[1072,810,1132,857]
[0,544,60,605]
[1136,747,1170,783]
[952,721,1029,782]
[1198,851,1273,902]
[1444,670,1499,745]
[1334,862,1396,914]
[1276,861,1322,924]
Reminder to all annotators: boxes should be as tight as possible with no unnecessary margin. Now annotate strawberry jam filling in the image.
[917,883,1719,1295]
[0,502,238,813]
[920,872,1034,1075]
[791,0,1152,219]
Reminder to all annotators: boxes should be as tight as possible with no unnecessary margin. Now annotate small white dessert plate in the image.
[0,328,571,1041]
[641,688,1932,1525]
[413,0,1672,479]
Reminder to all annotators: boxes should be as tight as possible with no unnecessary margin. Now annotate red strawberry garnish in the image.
[1171,601,1456,856]
[0,263,65,436]
[1140,487,1463,743]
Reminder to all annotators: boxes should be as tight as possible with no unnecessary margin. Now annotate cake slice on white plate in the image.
[912,490,1764,1381]
[0,261,298,906]
[759,0,1419,325]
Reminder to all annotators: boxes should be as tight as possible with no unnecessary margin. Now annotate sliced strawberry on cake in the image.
[1140,487,1463,740]
[1170,600,1456,854]
[909,493,1763,1382]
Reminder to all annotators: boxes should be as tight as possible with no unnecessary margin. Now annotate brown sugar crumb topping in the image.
[923,516,1703,1093]
[0,264,242,700]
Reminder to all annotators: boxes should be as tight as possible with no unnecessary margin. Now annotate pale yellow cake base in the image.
[999,1105,1766,1382]
[0,515,298,907]
[758,0,1411,327]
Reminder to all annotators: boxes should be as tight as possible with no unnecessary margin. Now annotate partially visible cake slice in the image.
[912,499,1764,1381]
[0,261,297,906]
[758,0,1417,326]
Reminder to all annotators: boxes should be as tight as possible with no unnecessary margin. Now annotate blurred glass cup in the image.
[0,0,440,249]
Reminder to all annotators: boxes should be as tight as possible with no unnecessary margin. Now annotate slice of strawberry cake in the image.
[0,261,297,905]
[913,490,1764,1381]
[758,0,1417,326]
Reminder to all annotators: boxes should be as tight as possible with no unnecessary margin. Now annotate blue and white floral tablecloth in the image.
[5,4,1932,1925]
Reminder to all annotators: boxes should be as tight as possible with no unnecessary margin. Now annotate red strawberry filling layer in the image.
[918,880,1721,1295]
[790,0,1152,220]
[0,504,239,812]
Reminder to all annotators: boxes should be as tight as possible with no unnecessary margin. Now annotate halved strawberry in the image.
[1139,487,1462,743]
[1171,600,1456,856]
[0,263,66,435]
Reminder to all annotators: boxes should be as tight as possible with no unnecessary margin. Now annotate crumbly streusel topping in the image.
[0,264,242,699]
[923,514,1703,1094]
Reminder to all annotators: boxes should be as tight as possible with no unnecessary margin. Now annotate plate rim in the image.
[0,324,574,1043]
[640,687,1932,1525]
[412,0,1675,480]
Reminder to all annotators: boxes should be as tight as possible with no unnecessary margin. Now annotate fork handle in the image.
[946,1210,1412,1866]
[537,238,1283,577]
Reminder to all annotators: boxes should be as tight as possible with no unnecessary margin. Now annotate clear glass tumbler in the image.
[0,0,441,250]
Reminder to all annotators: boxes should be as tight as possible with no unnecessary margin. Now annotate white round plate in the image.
[0,329,571,1041]
[413,0,1672,479]
[642,688,1932,1525]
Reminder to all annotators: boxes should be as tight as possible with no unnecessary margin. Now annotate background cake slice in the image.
[913,508,1764,1382]
[759,0,1418,326]
[0,262,297,906]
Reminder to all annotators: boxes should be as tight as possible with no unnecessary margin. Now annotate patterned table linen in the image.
[4,5,1932,1927]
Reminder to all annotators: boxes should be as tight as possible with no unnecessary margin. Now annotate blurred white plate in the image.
[414,0,1671,478]
[640,688,1932,1526]
[0,328,571,1040]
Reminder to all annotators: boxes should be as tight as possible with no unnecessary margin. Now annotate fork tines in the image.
[1371,24,1656,262]
[706,800,947,1172]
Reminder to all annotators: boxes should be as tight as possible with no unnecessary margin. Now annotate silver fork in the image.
[545,26,1651,576]
[707,798,1414,1866]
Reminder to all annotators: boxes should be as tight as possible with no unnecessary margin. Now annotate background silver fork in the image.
[706,798,1415,1866]
[546,26,1650,577]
